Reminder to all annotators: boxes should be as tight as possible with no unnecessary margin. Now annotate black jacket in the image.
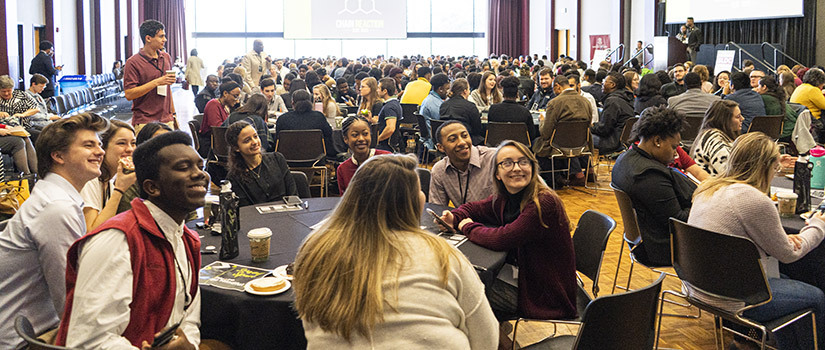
[582,83,605,105]
[439,95,484,145]
[611,146,695,266]
[487,100,538,141]
[526,86,554,111]
[29,52,58,92]
[634,94,667,115]
[194,87,218,113]
[591,89,635,153]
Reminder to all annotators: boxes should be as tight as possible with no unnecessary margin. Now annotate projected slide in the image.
[665,0,803,23]
[283,0,407,39]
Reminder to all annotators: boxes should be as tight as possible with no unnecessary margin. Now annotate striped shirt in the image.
[691,129,732,176]
[0,90,37,126]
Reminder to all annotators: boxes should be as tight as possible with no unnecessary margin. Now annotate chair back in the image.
[682,115,705,142]
[415,168,431,201]
[415,113,431,141]
[400,103,419,125]
[573,210,617,297]
[211,126,230,160]
[344,105,359,115]
[188,120,201,151]
[276,130,326,163]
[290,171,311,198]
[669,219,771,306]
[549,120,590,156]
[485,122,531,147]
[620,116,639,147]
[747,115,784,140]
[55,95,67,115]
[193,114,204,126]
[430,119,446,144]
[610,184,642,244]
[15,316,75,350]
[573,273,665,349]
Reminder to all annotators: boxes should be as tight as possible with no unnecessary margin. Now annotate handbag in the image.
[0,178,30,215]
[182,80,190,90]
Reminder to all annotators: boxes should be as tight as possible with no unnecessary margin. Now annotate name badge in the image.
[157,85,167,97]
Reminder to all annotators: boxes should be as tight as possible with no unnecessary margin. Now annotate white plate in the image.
[272,264,294,280]
[244,277,291,296]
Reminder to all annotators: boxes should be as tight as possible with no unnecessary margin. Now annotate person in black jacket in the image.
[526,68,554,110]
[194,75,219,113]
[591,72,635,153]
[488,76,538,142]
[275,89,335,156]
[28,41,62,98]
[439,78,484,145]
[611,106,695,266]
[634,73,667,115]
[582,69,607,106]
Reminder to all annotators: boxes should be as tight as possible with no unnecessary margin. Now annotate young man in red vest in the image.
[57,132,209,349]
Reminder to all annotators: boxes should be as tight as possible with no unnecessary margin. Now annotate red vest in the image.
[56,198,201,347]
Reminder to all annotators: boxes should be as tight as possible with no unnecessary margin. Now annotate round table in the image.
[196,197,506,350]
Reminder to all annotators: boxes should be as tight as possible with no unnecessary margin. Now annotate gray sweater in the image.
[685,183,825,310]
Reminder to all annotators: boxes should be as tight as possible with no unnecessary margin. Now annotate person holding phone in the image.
[29,40,62,98]
[124,20,177,134]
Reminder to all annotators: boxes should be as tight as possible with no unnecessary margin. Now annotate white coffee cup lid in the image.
[248,227,273,239]
[776,192,798,199]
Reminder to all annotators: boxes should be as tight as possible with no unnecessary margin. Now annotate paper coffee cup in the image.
[248,228,272,262]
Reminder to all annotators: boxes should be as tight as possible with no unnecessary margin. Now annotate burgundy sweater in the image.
[451,192,577,319]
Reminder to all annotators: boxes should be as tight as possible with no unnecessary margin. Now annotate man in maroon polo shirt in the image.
[124,20,177,134]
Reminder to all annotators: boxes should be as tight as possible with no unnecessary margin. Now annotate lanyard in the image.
[456,169,471,205]
[173,250,192,311]
[142,51,165,75]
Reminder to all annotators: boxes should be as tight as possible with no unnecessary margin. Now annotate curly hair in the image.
[631,105,686,141]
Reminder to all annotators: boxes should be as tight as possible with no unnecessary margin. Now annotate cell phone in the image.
[426,208,456,234]
[151,322,180,348]
[283,195,302,206]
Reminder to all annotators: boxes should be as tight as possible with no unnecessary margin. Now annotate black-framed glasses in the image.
[497,158,531,171]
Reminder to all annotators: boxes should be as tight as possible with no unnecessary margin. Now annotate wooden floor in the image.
[172,88,727,349]
[508,170,727,350]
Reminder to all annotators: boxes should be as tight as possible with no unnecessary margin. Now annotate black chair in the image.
[210,126,230,166]
[522,273,665,350]
[344,105,359,115]
[193,113,204,126]
[14,316,74,349]
[511,210,617,348]
[485,122,531,147]
[747,115,785,140]
[290,171,311,199]
[276,130,328,197]
[54,95,67,116]
[429,119,445,145]
[664,219,818,349]
[681,115,705,151]
[188,120,201,152]
[541,120,595,192]
[415,113,434,164]
[415,167,431,201]
[398,103,420,153]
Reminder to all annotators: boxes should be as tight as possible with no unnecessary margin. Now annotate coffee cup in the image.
[248,228,272,262]
[777,192,798,218]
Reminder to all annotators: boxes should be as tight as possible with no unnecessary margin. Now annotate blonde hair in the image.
[492,140,558,228]
[694,132,779,199]
[313,84,340,118]
[359,77,380,115]
[293,154,461,341]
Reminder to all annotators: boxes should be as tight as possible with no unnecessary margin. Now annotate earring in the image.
[656,143,661,147]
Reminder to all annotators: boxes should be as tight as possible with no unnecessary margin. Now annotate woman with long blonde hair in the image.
[358,77,383,124]
[312,84,341,127]
[440,140,577,323]
[294,154,497,349]
[687,132,825,349]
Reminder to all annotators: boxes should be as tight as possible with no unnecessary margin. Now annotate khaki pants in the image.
[133,120,177,135]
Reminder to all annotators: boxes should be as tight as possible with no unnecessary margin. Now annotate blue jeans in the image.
[742,277,825,349]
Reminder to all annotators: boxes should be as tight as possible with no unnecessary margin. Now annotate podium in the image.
[652,36,688,71]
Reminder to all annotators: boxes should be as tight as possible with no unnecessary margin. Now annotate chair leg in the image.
[611,242,626,294]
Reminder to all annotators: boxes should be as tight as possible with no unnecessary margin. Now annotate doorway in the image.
[33,25,46,56]
[556,29,570,59]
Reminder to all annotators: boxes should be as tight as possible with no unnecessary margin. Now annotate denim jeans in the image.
[742,277,825,350]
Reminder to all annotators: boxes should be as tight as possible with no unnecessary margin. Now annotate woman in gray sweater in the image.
[688,132,825,349]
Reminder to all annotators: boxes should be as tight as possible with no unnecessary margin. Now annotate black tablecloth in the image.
[197,197,506,350]
[770,176,825,295]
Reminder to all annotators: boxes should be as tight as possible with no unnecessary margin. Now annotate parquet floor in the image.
[508,169,726,349]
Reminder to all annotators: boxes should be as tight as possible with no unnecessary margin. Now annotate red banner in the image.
[589,35,611,61]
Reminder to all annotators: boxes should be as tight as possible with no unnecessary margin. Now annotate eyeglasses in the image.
[497,158,531,171]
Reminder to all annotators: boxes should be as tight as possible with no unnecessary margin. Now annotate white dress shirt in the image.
[65,200,200,350]
[581,90,599,124]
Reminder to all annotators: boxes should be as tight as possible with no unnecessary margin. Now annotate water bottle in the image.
[810,146,825,189]
[794,155,813,214]
[218,180,240,260]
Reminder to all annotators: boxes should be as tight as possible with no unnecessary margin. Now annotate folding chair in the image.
[276,130,328,197]
[485,122,531,148]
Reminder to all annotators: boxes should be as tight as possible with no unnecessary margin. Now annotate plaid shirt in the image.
[0,90,37,126]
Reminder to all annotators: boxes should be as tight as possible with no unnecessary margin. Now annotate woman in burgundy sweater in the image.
[336,115,390,194]
[440,140,577,321]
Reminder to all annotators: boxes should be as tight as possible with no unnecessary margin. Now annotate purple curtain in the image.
[488,0,530,57]
[142,0,187,63]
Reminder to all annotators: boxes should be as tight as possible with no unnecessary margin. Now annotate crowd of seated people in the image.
[8,46,825,350]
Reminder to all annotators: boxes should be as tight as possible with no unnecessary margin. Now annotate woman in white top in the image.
[688,132,825,349]
[469,71,502,112]
[313,84,341,127]
[691,100,743,176]
[80,120,136,231]
[294,154,497,349]
[184,49,205,96]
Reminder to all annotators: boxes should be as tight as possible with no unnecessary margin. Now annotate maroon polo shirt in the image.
[123,50,174,125]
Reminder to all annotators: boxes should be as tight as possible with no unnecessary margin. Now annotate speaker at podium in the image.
[653,36,688,72]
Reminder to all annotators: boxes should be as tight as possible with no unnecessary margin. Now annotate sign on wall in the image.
[589,35,611,64]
